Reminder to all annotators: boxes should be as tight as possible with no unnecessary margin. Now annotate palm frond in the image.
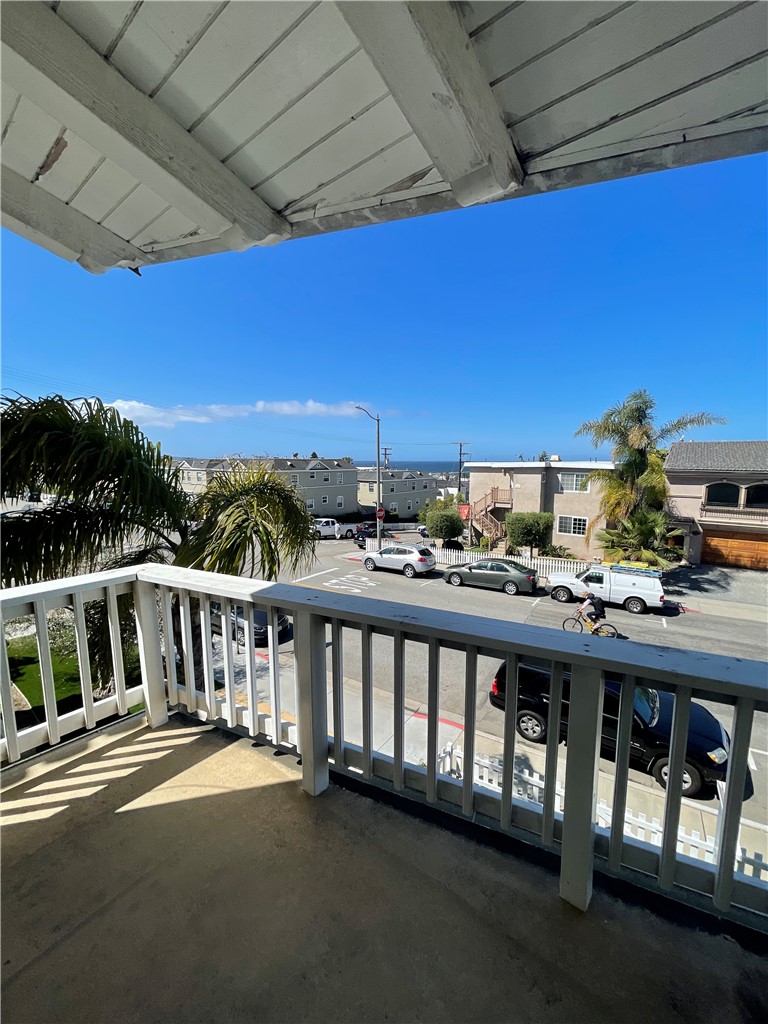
[654,411,727,445]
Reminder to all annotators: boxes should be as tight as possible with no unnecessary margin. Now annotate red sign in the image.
[376,507,385,521]
[458,504,470,520]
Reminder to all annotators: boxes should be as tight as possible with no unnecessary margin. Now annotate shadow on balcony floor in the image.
[2,718,767,1024]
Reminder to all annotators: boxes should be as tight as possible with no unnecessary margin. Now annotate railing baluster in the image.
[72,591,95,730]
[426,637,440,804]
[500,654,519,831]
[559,664,604,911]
[243,602,259,736]
[713,699,755,911]
[199,595,217,721]
[0,612,20,763]
[159,586,178,705]
[462,645,478,817]
[133,580,169,728]
[361,624,373,778]
[179,590,196,713]
[268,607,282,745]
[608,675,636,871]
[331,620,345,766]
[658,686,692,890]
[106,587,127,715]
[220,598,236,727]
[294,609,328,796]
[542,661,564,846]
[393,629,405,791]
[34,600,59,745]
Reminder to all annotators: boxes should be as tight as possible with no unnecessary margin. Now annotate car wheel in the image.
[552,587,572,603]
[235,626,246,645]
[503,581,519,596]
[403,564,416,578]
[516,710,547,743]
[624,596,647,614]
[448,573,463,587]
[364,558,376,572]
[651,757,703,797]
[314,530,322,539]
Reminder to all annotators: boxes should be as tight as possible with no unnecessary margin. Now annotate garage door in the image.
[701,530,768,570]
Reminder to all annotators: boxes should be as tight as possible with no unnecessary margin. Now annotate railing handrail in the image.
[5,564,763,702]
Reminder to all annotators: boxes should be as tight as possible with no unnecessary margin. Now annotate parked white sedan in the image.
[363,544,437,578]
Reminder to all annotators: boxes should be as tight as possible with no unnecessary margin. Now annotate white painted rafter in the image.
[336,0,524,206]
[1,168,151,273]
[1,1,290,248]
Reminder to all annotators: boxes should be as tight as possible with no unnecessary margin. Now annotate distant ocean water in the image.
[358,460,462,474]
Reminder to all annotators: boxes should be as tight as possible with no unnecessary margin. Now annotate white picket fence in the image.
[438,744,764,878]
[363,539,590,577]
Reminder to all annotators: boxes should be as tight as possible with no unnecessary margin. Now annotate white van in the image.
[546,563,665,614]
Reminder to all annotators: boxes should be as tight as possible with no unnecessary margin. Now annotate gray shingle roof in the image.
[665,441,768,473]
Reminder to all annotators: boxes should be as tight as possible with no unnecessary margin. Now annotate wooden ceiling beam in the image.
[1,2,290,249]
[337,0,524,206]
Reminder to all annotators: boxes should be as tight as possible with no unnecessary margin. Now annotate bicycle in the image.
[562,607,619,638]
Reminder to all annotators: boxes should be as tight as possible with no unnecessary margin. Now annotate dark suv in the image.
[210,602,291,646]
[489,660,752,799]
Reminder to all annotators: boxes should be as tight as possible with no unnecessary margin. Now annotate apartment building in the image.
[357,470,439,519]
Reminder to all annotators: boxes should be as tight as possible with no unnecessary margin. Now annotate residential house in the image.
[665,441,768,569]
[263,458,359,517]
[466,458,614,560]
[173,458,238,496]
[357,470,439,519]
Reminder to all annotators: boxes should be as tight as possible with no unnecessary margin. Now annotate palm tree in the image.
[595,508,685,569]
[2,394,317,693]
[575,389,725,527]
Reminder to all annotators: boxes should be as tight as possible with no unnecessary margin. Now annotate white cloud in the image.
[109,399,361,429]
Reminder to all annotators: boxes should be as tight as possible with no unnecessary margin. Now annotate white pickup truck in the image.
[312,518,356,539]
[546,563,666,614]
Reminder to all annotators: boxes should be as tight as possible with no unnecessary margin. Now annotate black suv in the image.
[210,602,291,646]
[489,660,752,799]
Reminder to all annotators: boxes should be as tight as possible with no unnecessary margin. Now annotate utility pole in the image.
[381,446,392,470]
[452,441,470,495]
[356,405,382,548]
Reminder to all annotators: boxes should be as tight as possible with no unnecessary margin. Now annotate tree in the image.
[425,507,465,543]
[537,451,549,462]
[595,508,684,569]
[417,493,457,524]
[310,451,319,459]
[504,512,554,559]
[576,389,725,525]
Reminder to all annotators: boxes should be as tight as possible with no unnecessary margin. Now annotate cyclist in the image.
[579,590,606,625]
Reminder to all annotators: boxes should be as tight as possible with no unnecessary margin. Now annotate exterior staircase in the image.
[472,488,511,546]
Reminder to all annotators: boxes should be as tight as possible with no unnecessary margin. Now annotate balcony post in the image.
[559,664,604,911]
[133,580,169,728]
[294,609,329,796]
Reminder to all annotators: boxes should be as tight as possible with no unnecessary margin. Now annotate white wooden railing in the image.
[1,564,766,924]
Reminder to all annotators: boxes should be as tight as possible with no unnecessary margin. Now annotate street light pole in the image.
[356,405,382,548]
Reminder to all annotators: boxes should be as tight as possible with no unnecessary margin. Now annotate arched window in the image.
[745,483,768,508]
[705,482,739,506]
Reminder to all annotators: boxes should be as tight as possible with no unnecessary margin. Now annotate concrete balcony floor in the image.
[2,717,766,1024]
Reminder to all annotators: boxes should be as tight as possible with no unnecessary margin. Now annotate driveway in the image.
[663,564,767,606]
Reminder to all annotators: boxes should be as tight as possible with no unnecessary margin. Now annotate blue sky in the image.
[2,153,766,465]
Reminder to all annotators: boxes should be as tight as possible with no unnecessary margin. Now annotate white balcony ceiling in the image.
[1,1,766,273]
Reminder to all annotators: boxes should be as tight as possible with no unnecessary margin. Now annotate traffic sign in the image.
[376,507,385,521]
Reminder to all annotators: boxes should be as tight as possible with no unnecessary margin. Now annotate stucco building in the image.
[357,470,439,520]
[466,459,614,560]
[665,441,768,569]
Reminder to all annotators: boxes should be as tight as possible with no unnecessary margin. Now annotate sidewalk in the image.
[676,595,767,623]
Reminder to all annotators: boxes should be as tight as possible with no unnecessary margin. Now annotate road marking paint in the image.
[531,598,541,609]
[295,568,334,582]
[748,752,757,770]
[662,619,667,628]
[750,747,768,757]
[420,580,434,587]
[411,711,464,730]
[679,606,701,613]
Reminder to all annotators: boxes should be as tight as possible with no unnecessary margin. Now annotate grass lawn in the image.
[8,634,83,707]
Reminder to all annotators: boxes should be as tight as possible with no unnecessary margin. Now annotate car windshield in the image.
[633,687,660,727]
[506,561,530,573]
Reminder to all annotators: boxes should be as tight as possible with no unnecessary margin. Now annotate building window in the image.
[407,500,412,511]
[389,502,398,513]
[322,495,329,505]
[411,484,416,490]
[337,472,343,484]
[196,472,202,482]
[558,515,587,536]
[422,482,428,489]
[336,496,344,509]
[560,472,589,492]
[706,482,739,506]
[291,474,298,484]
[415,498,419,506]
[368,483,374,493]
[745,483,768,508]
[307,499,314,510]
[390,484,395,492]
[323,473,330,483]
[309,471,316,480]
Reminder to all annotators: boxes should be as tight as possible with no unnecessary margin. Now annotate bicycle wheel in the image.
[596,622,618,638]
[562,617,583,632]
